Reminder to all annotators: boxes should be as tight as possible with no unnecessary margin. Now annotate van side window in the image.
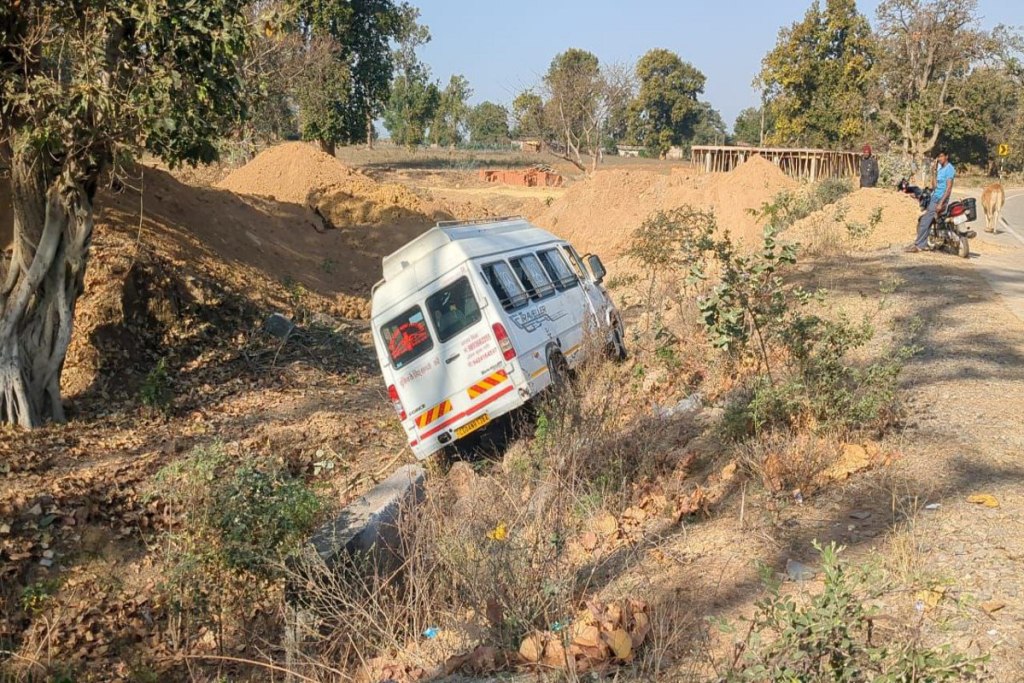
[509,254,556,300]
[483,261,529,311]
[538,248,578,291]
[426,276,483,343]
[381,306,433,369]
[562,245,588,279]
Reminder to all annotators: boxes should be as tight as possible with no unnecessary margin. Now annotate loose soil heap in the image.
[786,187,922,251]
[216,141,490,230]
[216,141,359,204]
[535,156,798,261]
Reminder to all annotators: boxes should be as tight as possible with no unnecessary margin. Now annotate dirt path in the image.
[882,244,1024,678]
[954,188,1024,322]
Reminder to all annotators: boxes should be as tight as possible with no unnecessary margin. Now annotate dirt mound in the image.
[216,141,358,204]
[217,141,491,230]
[721,154,798,195]
[535,156,799,263]
[786,187,922,251]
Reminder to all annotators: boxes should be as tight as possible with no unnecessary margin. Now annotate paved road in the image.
[955,187,1024,322]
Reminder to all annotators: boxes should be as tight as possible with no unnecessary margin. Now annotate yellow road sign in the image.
[997,143,1011,157]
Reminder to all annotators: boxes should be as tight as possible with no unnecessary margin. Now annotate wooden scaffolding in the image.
[690,146,860,181]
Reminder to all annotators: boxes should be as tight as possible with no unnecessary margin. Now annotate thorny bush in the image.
[150,443,322,652]
[718,542,985,682]
[632,204,916,438]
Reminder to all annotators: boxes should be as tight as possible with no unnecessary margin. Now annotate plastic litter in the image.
[785,559,815,581]
[422,627,440,639]
[653,393,702,418]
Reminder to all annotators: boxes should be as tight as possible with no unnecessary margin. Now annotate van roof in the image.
[372,217,566,318]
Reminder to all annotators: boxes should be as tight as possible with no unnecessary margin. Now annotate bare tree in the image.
[543,50,635,173]
[874,0,989,162]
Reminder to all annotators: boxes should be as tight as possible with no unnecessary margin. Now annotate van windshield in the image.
[427,276,482,343]
[381,306,433,369]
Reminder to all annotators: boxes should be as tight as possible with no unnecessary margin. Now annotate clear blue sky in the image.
[416,0,1017,132]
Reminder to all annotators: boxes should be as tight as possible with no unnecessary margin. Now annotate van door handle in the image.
[445,353,461,364]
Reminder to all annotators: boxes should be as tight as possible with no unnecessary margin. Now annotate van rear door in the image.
[415,272,511,442]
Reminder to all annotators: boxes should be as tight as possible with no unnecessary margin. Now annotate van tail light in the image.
[388,384,406,420]
[492,323,516,360]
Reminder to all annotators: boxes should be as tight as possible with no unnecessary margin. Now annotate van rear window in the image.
[427,276,482,343]
[538,248,578,291]
[381,306,433,369]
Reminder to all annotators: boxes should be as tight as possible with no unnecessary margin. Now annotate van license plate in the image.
[455,414,490,439]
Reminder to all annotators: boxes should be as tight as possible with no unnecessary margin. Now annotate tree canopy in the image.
[511,91,547,140]
[758,0,875,148]
[733,107,768,146]
[293,0,422,152]
[626,48,706,155]
[873,0,990,159]
[544,49,604,170]
[468,102,511,146]
[430,75,472,146]
[0,0,252,426]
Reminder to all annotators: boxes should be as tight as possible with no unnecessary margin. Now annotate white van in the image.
[371,216,625,460]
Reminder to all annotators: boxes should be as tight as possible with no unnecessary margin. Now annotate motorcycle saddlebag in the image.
[962,197,977,222]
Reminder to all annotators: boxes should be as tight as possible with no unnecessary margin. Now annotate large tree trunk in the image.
[0,145,94,427]
[318,138,336,156]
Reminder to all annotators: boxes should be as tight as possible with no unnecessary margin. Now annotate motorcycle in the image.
[897,178,977,258]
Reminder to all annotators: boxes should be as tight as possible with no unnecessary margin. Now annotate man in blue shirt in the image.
[906,149,955,253]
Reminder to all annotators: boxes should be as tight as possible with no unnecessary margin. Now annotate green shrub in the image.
[814,177,853,207]
[213,465,322,575]
[720,542,985,681]
[140,357,172,412]
[155,443,322,578]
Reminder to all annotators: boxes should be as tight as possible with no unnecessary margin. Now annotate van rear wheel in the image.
[548,351,571,390]
[608,322,628,361]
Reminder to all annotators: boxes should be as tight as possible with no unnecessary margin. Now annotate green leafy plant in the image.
[156,444,322,578]
[720,542,985,681]
[814,177,853,207]
[20,580,60,615]
[140,358,173,412]
[690,225,799,382]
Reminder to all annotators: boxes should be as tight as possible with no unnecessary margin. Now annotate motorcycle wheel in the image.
[958,235,970,259]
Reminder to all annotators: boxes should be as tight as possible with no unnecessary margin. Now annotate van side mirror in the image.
[586,254,606,285]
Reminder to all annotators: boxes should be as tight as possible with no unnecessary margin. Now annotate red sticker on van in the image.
[388,322,429,359]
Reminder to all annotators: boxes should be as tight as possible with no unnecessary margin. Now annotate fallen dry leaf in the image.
[570,623,602,649]
[603,628,633,661]
[721,461,738,482]
[518,632,544,663]
[914,585,947,611]
[485,598,503,629]
[541,638,568,668]
[824,443,872,481]
[981,600,1005,614]
[967,493,1000,508]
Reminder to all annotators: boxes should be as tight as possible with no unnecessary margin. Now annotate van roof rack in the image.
[435,215,524,228]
